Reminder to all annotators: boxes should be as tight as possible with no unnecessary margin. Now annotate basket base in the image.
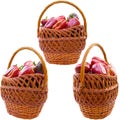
[44,52,81,65]
[5,102,43,119]
[79,102,115,119]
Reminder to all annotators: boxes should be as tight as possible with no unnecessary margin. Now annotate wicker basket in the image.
[1,47,48,119]
[37,0,87,65]
[73,43,118,119]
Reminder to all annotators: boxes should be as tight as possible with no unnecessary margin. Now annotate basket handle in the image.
[80,43,109,87]
[37,0,87,36]
[7,46,48,87]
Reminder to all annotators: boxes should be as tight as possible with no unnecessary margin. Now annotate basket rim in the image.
[38,25,87,40]
[1,73,47,89]
[73,72,118,92]
[74,72,117,78]
[40,24,82,30]
[2,73,45,79]
[39,36,87,41]
[1,85,48,92]
[73,84,118,93]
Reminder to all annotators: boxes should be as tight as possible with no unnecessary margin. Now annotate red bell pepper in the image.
[75,62,91,73]
[52,19,67,30]
[24,60,36,67]
[91,62,107,75]
[55,20,67,30]
[56,15,66,21]
[4,65,20,78]
[44,17,57,29]
[67,17,80,27]
[52,19,64,29]
[91,56,108,66]
[19,66,35,76]
[91,56,108,73]
[41,19,48,27]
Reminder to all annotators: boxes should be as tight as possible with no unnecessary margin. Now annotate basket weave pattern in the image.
[1,74,47,106]
[2,74,45,88]
[73,43,118,119]
[1,47,48,119]
[38,26,86,53]
[37,1,87,65]
[5,102,43,119]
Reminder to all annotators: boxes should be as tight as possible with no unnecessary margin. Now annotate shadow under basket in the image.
[37,0,87,65]
[1,47,48,119]
[73,43,118,119]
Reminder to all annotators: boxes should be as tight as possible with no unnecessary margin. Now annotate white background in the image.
[0,0,120,120]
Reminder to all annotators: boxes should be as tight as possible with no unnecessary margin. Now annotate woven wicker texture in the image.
[1,47,48,119]
[37,0,87,65]
[73,43,118,119]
